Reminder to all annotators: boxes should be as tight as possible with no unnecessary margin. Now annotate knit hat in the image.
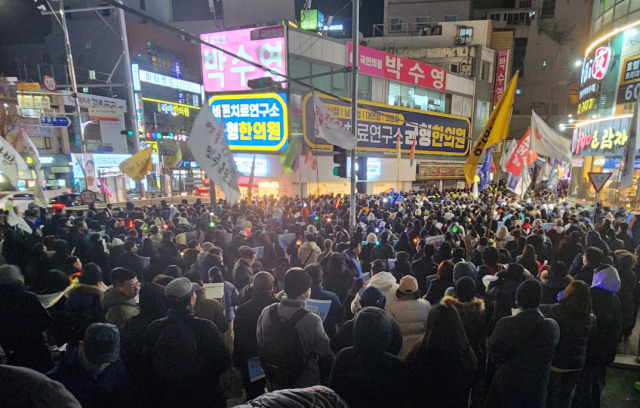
[359,286,386,309]
[111,238,123,247]
[453,261,477,282]
[455,276,477,303]
[283,268,312,299]
[516,279,542,309]
[83,323,120,364]
[397,275,419,298]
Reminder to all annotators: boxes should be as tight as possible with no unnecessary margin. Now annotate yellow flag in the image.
[464,72,519,184]
[164,145,183,169]
[119,147,154,181]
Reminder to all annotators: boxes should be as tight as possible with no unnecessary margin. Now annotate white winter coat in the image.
[351,271,399,314]
[387,297,431,359]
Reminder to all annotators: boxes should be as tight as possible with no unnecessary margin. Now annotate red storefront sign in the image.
[419,164,465,179]
[494,50,509,104]
[348,43,446,92]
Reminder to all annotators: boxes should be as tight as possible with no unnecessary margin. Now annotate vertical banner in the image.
[494,50,510,104]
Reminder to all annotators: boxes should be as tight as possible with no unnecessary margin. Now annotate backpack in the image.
[152,321,202,384]
[259,304,310,386]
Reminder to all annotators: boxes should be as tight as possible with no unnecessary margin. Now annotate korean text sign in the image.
[494,50,509,104]
[572,117,631,157]
[303,93,469,156]
[209,93,288,152]
[347,43,446,92]
[201,26,286,92]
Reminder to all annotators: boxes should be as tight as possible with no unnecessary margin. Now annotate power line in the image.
[94,0,480,145]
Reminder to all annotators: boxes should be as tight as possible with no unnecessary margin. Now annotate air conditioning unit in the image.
[455,36,465,45]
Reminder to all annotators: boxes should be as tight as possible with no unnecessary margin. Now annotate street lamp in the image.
[575,60,583,67]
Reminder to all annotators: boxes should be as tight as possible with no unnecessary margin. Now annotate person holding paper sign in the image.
[306,264,343,338]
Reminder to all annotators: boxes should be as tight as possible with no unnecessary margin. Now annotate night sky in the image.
[295,0,384,37]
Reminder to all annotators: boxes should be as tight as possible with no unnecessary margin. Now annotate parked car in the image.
[51,193,103,208]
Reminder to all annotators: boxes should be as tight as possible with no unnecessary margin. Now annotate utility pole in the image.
[58,0,86,154]
[349,0,359,231]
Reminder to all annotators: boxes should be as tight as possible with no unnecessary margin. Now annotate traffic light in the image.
[248,77,279,89]
[121,130,134,136]
[356,156,367,181]
[333,146,347,178]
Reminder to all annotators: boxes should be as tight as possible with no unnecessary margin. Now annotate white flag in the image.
[541,160,551,181]
[188,106,241,204]
[530,111,573,162]
[501,139,517,172]
[0,136,30,185]
[7,210,32,234]
[21,129,48,208]
[472,182,479,200]
[314,95,356,150]
[620,105,640,190]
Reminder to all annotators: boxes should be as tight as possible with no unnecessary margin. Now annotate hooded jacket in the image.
[587,266,622,367]
[584,231,610,254]
[387,297,431,359]
[442,296,487,378]
[329,307,411,408]
[547,226,566,254]
[101,286,139,329]
[351,272,399,314]
[297,241,321,267]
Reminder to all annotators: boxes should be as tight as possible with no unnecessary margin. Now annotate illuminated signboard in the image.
[132,64,141,91]
[303,93,469,156]
[201,26,286,92]
[572,116,631,156]
[135,93,145,132]
[577,45,612,116]
[616,53,640,114]
[209,93,288,152]
[142,98,200,118]
[367,160,381,176]
[93,154,132,168]
[137,68,201,94]
[234,157,269,176]
[301,9,324,31]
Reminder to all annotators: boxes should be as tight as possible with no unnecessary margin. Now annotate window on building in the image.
[489,13,501,21]
[513,38,528,77]
[543,60,548,71]
[458,27,473,37]
[390,18,403,32]
[140,0,146,10]
[85,40,92,50]
[450,63,459,73]
[477,100,491,120]
[481,60,491,81]
[421,24,442,35]
[541,0,556,18]
[42,53,51,64]
[388,81,446,113]
[89,70,96,80]
[444,15,458,22]
[519,0,532,7]
[415,16,430,31]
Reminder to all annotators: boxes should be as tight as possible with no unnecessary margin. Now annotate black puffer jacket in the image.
[487,266,528,327]
[236,386,348,408]
[545,303,596,370]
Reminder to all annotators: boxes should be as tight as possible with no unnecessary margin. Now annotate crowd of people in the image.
[0,183,639,408]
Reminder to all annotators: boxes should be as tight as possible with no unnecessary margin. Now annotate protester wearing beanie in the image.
[486,279,560,408]
[331,286,403,356]
[387,276,431,359]
[330,307,411,408]
[257,268,334,389]
[48,323,132,408]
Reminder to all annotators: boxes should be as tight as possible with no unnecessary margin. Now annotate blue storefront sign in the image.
[602,157,640,169]
[208,93,288,152]
[303,93,470,156]
[40,116,70,127]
